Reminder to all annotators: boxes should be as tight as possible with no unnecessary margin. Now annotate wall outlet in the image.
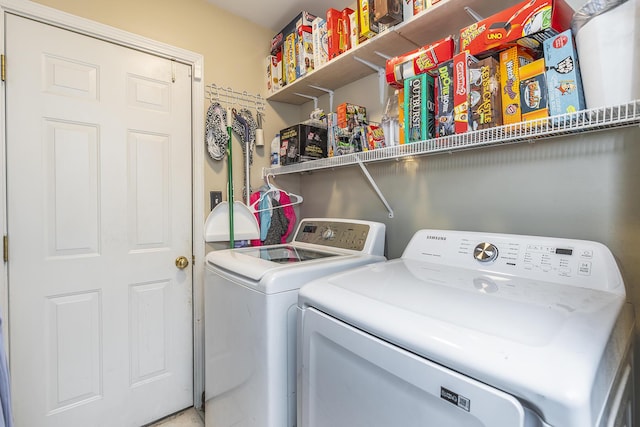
[210,191,223,211]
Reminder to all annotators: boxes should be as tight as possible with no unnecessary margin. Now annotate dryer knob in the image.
[474,242,499,263]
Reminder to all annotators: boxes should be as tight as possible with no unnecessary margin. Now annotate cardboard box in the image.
[341,8,355,52]
[265,54,282,94]
[367,124,386,149]
[327,112,338,157]
[349,8,359,49]
[500,46,535,124]
[358,0,379,42]
[414,0,426,15]
[333,126,366,155]
[403,0,413,22]
[385,36,455,89]
[312,17,328,69]
[453,52,479,134]
[374,0,403,25]
[469,57,502,130]
[434,60,455,137]
[280,124,328,164]
[270,11,317,56]
[297,26,314,77]
[459,0,573,58]
[327,8,342,60]
[543,29,586,116]
[398,88,406,144]
[337,103,368,130]
[404,73,435,143]
[284,32,297,85]
[519,59,549,121]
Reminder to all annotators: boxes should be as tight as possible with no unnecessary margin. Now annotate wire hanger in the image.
[249,174,303,213]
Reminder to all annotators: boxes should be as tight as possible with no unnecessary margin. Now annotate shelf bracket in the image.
[294,92,319,110]
[464,7,484,22]
[355,157,394,219]
[354,56,386,105]
[308,85,335,112]
[374,51,392,60]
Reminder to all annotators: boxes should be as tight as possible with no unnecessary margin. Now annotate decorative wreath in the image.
[205,102,228,161]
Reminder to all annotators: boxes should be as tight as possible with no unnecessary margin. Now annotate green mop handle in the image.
[227,107,234,248]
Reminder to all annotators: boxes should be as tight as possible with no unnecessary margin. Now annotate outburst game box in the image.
[459,0,573,58]
[404,73,435,143]
[543,29,586,116]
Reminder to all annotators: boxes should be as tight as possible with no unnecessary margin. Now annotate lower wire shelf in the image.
[263,99,640,177]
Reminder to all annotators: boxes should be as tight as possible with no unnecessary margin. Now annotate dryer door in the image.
[298,307,528,427]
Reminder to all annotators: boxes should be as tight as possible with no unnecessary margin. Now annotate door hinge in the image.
[3,236,7,262]
[1,55,5,82]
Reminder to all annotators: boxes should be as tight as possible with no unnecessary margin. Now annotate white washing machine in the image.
[298,229,635,427]
[204,218,386,427]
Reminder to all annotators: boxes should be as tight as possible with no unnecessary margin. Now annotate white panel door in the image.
[5,14,193,427]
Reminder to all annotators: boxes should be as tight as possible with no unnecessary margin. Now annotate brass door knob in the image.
[175,256,189,269]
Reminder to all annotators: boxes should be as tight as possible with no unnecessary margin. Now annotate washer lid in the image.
[206,244,343,281]
[298,258,632,427]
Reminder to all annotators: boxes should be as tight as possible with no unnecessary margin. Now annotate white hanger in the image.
[249,174,303,213]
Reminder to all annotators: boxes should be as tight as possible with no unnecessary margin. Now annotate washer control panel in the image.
[294,219,383,253]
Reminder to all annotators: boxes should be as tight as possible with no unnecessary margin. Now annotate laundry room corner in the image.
[2,0,639,424]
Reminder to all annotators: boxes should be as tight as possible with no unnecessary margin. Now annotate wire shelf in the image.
[264,100,640,177]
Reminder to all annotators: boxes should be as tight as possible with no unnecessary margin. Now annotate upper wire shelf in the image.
[263,100,640,177]
[206,83,266,113]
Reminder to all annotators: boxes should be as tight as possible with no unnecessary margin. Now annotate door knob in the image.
[175,256,189,269]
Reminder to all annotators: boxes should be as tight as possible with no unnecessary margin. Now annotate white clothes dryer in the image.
[298,229,635,427]
[204,218,385,427]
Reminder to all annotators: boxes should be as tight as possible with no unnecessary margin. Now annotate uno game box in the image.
[459,0,573,57]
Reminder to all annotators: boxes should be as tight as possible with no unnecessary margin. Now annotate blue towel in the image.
[259,192,272,241]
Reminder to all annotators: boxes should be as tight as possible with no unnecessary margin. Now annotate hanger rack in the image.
[205,83,266,113]
[206,83,267,204]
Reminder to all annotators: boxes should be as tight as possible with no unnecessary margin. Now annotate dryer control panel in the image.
[293,219,385,255]
[402,229,624,294]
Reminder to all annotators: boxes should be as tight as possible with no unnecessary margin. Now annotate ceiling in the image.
[206,0,353,31]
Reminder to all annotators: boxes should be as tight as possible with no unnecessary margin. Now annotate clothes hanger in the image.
[249,174,303,213]
[252,193,302,213]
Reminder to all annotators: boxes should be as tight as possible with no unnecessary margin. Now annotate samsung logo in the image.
[425,235,446,241]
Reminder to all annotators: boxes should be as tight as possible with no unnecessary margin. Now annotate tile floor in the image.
[148,407,204,427]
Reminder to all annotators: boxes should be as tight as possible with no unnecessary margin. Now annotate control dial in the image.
[474,242,499,263]
[321,228,335,240]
